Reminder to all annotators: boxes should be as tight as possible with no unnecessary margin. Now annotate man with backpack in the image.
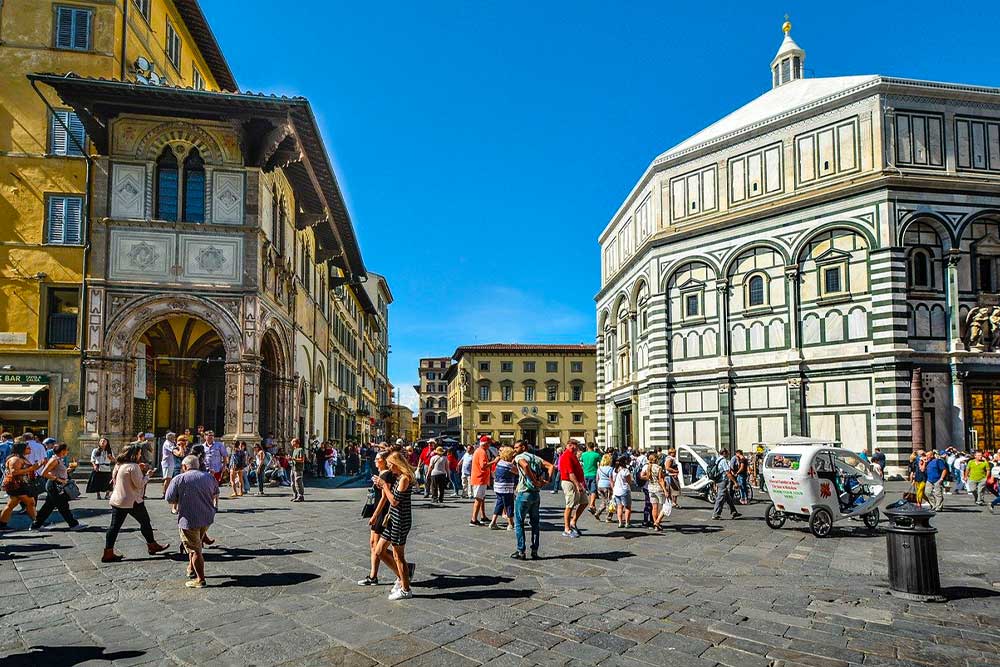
[710,448,741,521]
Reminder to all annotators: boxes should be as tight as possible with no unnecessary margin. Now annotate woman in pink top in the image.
[102,444,169,563]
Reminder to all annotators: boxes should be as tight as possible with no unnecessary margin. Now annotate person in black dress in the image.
[370,451,414,600]
[357,451,398,586]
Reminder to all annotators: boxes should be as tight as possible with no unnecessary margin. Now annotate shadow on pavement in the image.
[417,588,535,601]
[3,646,144,666]
[0,542,73,556]
[540,550,634,562]
[665,524,725,534]
[221,507,292,514]
[941,586,1000,601]
[214,572,320,588]
[413,574,515,589]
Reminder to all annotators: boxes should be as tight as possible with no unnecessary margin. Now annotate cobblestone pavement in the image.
[2,479,999,666]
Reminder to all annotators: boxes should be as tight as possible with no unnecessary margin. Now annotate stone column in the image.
[784,265,801,353]
[628,311,638,380]
[104,358,134,446]
[237,360,262,445]
[596,329,605,447]
[945,250,963,351]
[716,278,731,359]
[718,380,732,451]
[910,367,924,453]
[223,362,241,442]
[950,367,966,449]
[787,377,804,436]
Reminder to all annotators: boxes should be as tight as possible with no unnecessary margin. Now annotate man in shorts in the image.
[558,440,588,537]
[165,454,219,588]
[469,436,494,526]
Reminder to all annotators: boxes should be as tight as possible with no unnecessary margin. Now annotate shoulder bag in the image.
[62,479,82,501]
[361,487,377,518]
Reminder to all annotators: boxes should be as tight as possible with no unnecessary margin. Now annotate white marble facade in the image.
[596,31,1000,472]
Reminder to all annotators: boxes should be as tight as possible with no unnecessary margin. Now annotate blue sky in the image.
[202,0,1000,410]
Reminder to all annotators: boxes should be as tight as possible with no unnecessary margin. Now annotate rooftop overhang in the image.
[174,0,238,92]
[28,73,365,279]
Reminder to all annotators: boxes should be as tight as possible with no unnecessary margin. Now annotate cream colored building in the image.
[597,22,1000,472]
[445,344,597,446]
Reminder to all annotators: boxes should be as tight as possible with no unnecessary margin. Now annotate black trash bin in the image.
[883,502,945,602]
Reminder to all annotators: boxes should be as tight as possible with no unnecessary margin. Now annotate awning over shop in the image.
[544,437,561,445]
[0,385,47,402]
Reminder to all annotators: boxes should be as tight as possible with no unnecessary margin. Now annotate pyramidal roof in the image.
[656,75,879,161]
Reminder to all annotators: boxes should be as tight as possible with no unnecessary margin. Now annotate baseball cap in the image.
[395,438,404,445]
[42,437,57,446]
[479,435,491,444]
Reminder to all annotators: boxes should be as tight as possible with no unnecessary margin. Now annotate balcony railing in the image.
[47,313,77,346]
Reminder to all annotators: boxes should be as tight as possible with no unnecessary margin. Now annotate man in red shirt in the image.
[419,440,436,497]
[469,436,495,526]
[558,440,588,537]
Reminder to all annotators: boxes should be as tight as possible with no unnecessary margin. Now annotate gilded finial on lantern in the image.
[782,14,792,35]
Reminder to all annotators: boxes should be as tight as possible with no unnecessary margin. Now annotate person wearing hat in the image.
[427,445,450,504]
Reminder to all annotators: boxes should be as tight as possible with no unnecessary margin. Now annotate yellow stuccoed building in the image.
[444,344,597,447]
[0,0,236,443]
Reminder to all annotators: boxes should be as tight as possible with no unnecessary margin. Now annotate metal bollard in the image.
[883,502,945,602]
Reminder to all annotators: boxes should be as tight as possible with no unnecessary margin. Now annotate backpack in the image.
[706,457,724,483]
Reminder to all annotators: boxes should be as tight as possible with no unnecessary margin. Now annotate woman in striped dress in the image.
[373,451,415,600]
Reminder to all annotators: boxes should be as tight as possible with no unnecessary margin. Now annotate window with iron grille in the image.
[46,288,79,347]
[54,5,92,51]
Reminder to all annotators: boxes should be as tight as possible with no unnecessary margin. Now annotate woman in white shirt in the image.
[612,456,633,528]
[87,438,115,500]
[595,454,615,522]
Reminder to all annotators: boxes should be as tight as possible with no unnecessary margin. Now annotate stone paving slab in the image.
[1,481,999,666]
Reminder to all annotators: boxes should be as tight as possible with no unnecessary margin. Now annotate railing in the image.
[47,313,77,346]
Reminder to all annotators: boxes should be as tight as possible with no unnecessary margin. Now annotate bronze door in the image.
[968,387,1000,451]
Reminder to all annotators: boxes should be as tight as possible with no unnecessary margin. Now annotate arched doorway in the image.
[259,330,284,442]
[133,316,225,436]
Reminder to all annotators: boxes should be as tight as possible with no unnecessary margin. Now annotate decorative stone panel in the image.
[109,163,146,219]
[212,171,244,224]
[178,234,243,284]
[109,230,175,281]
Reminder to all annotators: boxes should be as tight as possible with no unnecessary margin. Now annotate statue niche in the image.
[963,306,1000,351]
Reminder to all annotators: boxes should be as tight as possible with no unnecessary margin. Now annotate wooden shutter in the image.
[64,197,83,243]
[47,197,66,243]
[67,112,85,155]
[55,7,74,48]
[50,112,68,155]
[72,8,91,50]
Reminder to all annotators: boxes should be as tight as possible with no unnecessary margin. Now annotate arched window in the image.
[910,250,930,288]
[182,148,205,222]
[155,147,179,221]
[748,275,765,306]
[425,412,436,424]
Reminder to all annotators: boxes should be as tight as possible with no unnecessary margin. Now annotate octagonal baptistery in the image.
[595,21,1000,475]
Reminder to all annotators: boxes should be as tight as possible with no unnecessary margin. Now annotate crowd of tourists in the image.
[5,426,1000,597]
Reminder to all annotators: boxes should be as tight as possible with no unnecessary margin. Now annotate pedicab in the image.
[762,440,884,537]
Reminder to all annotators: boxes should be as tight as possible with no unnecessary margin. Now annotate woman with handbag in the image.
[0,441,44,530]
[88,438,114,500]
[31,442,85,531]
[358,451,401,586]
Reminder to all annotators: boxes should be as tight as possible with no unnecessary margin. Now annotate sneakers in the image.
[357,576,379,586]
[506,524,513,531]
[70,522,87,531]
[530,551,540,560]
[489,523,502,530]
[29,524,51,531]
[185,579,206,589]
[387,588,412,601]
[731,512,742,519]
[561,530,578,538]
[510,551,526,560]
[712,515,722,520]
